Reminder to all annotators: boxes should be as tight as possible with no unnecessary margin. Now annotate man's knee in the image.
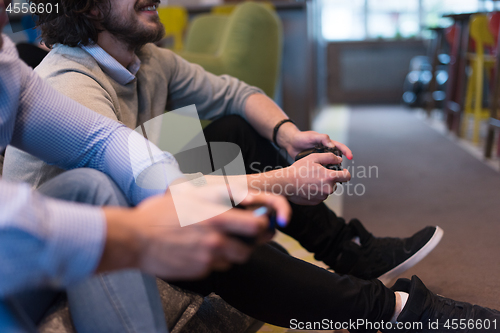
[63,168,112,188]
[38,168,129,207]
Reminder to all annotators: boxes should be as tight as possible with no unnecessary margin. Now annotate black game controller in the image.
[230,207,277,246]
[294,145,343,171]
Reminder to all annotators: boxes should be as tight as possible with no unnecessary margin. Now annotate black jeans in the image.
[171,115,396,330]
[172,242,395,330]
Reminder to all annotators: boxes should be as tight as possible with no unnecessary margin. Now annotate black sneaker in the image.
[385,275,500,332]
[333,219,443,285]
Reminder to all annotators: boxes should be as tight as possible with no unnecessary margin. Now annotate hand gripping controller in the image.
[230,207,277,246]
[294,145,343,171]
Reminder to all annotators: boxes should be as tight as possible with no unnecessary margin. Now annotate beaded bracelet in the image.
[272,119,295,148]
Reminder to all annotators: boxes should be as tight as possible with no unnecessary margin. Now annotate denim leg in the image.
[37,168,130,207]
[0,287,61,332]
[0,298,38,333]
[67,271,167,333]
[38,169,168,333]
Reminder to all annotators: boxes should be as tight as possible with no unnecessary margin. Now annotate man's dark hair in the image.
[30,0,111,48]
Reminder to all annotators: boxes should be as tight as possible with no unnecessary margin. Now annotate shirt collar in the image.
[80,43,141,85]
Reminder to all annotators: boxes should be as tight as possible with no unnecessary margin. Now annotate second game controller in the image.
[230,207,277,246]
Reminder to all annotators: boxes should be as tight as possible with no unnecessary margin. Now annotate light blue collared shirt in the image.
[80,43,141,85]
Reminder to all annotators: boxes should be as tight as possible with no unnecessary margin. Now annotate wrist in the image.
[97,208,143,273]
[275,122,300,152]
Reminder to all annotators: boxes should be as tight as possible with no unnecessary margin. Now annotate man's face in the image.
[102,0,165,50]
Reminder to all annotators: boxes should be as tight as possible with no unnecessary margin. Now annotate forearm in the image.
[204,171,284,195]
[244,94,300,149]
[96,207,142,273]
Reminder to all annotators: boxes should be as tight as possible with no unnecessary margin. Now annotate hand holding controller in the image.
[230,206,277,246]
[253,206,277,233]
[294,145,343,171]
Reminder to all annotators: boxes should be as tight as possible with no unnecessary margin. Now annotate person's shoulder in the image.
[35,44,101,80]
[0,34,17,57]
[34,44,117,108]
[0,35,25,68]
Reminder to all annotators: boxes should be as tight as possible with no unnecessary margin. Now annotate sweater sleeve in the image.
[163,50,264,121]
[3,58,120,188]
[11,64,184,205]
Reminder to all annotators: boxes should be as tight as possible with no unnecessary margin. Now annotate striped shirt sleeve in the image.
[0,35,183,296]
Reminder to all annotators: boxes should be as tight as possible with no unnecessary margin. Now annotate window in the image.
[367,0,419,39]
[322,0,487,41]
[322,0,365,41]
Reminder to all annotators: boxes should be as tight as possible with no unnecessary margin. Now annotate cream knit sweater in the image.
[4,43,262,188]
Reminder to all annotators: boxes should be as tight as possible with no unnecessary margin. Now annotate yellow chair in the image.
[211,4,237,15]
[211,2,274,15]
[462,14,496,144]
[157,6,188,52]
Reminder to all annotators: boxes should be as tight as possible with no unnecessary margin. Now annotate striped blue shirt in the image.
[0,35,183,297]
[80,43,141,85]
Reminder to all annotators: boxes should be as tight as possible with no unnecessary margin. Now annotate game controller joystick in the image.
[294,145,343,171]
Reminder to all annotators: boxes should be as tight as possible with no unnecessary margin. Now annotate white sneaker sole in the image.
[378,226,444,286]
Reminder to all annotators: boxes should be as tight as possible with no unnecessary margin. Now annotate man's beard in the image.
[102,7,165,51]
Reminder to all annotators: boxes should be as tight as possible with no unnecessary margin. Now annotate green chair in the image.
[178,2,283,98]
